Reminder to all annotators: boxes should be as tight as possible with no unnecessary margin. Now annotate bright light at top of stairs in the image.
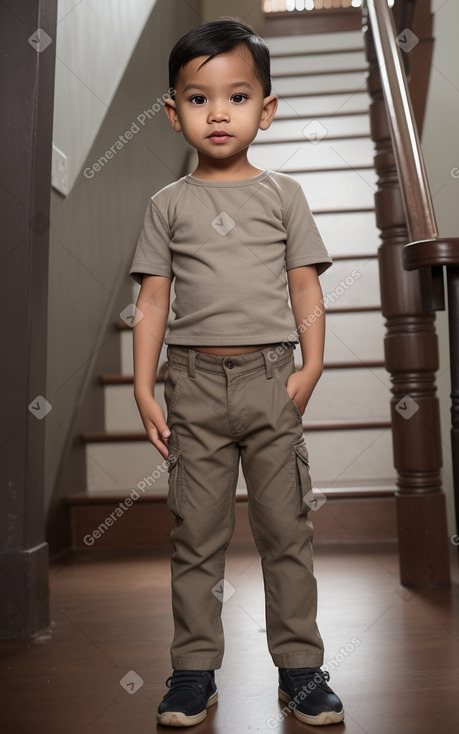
[264,0,394,11]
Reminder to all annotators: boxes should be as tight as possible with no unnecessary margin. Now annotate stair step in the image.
[259,114,370,142]
[314,211,380,256]
[83,423,394,495]
[272,71,366,96]
[293,168,376,211]
[102,367,390,432]
[276,92,370,118]
[250,138,374,171]
[306,368,390,422]
[68,492,396,548]
[272,66,368,80]
[270,50,366,75]
[102,359,386,385]
[325,311,385,362]
[118,305,384,376]
[266,30,365,55]
[320,257,381,309]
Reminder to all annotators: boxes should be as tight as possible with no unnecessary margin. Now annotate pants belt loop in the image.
[262,347,275,379]
[187,348,197,378]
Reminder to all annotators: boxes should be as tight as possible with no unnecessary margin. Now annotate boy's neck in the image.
[192,152,263,181]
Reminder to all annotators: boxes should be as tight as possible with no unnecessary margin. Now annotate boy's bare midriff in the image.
[191,344,274,355]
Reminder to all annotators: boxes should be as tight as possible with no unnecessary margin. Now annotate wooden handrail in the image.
[364,0,438,241]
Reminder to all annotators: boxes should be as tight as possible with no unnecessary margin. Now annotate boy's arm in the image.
[287,265,325,415]
[133,274,172,459]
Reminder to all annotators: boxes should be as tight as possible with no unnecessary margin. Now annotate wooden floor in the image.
[1,539,459,734]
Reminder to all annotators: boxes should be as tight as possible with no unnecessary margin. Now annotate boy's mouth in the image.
[208,130,233,143]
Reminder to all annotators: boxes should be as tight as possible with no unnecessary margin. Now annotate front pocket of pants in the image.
[164,365,184,418]
[293,438,313,516]
[167,442,184,518]
[274,360,303,421]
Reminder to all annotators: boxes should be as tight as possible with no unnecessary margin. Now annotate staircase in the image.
[70,28,397,547]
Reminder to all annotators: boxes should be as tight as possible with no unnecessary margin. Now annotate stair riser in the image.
[314,212,380,255]
[266,30,364,54]
[271,50,366,75]
[71,497,397,549]
[295,169,376,211]
[250,138,374,172]
[276,92,370,119]
[260,114,370,141]
[85,427,395,495]
[104,365,390,433]
[272,71,366,96]
[320,258,380,308]
[120,288,385,382]
[325,311,386,362]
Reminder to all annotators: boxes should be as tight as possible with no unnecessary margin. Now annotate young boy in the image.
[130,18,344,728]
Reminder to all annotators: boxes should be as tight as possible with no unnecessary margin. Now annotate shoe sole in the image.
[157,690,218,727]
[278,687,344,726]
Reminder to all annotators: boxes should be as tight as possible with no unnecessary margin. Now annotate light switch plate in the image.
[51,144,68,196]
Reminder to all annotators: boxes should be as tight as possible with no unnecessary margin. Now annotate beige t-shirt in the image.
[129,169,332,346]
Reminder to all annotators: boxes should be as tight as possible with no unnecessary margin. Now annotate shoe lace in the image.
[165,670,212,693]
[284,667,330,690]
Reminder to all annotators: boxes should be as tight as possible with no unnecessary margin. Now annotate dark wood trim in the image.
[69,496,396,549]
[0,0,58,638]
[313,206,374,215]
[324,304,381,313]
[324,360,385,370]
[331,253,378,260]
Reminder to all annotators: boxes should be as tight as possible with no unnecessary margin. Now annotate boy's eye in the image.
[190,95,206,105]
[231,94,247,104]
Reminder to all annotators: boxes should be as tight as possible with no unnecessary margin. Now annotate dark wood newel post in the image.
[363,14,450,586]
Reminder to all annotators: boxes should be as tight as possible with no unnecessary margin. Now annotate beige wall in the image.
[45,0,201,552]
[202,0,264,31]
[421,0,459,535]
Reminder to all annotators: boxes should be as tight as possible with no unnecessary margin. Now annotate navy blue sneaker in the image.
[157,670,218,727]
[278,667,344,726]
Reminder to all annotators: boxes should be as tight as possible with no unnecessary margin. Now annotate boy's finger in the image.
[151,434,169,460]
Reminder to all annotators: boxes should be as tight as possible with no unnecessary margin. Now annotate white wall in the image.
[422,0,459,535]
[53,0,159,191]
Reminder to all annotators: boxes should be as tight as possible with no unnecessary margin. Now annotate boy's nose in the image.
[208,106,229,123]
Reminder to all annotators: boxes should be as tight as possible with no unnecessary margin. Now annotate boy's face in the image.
[164,44,277,164]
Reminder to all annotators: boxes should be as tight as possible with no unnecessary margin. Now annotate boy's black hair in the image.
[169,18,271,97]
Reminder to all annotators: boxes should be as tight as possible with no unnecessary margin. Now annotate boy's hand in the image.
[286,368,319,416]
[135,393,171,459]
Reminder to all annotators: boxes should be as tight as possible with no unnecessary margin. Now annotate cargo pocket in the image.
[293,438,313,516]
[167,442,184,519]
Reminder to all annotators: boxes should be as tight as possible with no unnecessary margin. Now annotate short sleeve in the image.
[284,185,333,275]
[129,198,173,284]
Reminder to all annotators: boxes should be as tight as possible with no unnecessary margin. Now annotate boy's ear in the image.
[164,98,182,132]
[259,94,278,131]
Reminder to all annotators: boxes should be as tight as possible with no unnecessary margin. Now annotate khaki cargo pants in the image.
[164,343,324,670]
